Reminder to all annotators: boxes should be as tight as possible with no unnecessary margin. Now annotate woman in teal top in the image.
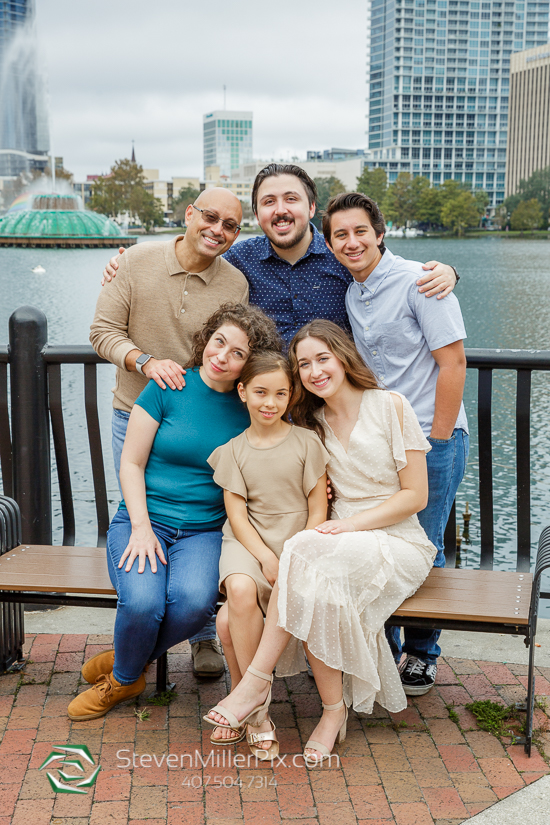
[68,304,281,721]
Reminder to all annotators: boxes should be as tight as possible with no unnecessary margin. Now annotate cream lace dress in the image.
[276,389,437,714]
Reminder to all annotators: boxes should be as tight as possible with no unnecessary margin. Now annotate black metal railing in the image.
[443,349,550,584]
[46,348,110,547]
[0,307,550,589]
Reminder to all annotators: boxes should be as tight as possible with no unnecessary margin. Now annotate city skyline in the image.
[366,0,550,207]
[28,0,367,182]
[1,0,548,198]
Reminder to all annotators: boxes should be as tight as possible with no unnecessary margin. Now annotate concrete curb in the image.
[462,775,550,823]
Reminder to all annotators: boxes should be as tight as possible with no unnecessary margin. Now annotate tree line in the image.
[89,157,550,236]
[89,159,165,230]
[313,165,550,236]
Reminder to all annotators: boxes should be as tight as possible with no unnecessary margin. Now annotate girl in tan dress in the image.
[205,321,436,766]
[206,351,329,757]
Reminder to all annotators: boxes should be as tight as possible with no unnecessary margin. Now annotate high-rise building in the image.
[0,0,49,177]
[505,43,550,197]
[367,0,550,207]
[203,111,253,179]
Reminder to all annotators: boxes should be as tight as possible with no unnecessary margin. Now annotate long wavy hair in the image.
[288,320,379,445]
[186,303,282,368]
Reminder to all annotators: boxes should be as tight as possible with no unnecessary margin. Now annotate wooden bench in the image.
[0,496,171,694]
[387,547,550,756]
[2,494,549,754]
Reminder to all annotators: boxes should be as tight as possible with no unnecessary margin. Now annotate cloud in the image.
[35,0,368,180]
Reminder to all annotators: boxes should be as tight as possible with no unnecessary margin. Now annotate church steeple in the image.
[131,140,136,163]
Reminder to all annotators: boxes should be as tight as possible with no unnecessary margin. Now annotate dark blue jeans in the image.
[107,509,222,684]
[387,428,469,665]
[111,409,218,646]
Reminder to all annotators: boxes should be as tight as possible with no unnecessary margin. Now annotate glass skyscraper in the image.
[0,0,49,177]
[203,111,253,178]
[367,0,549,206]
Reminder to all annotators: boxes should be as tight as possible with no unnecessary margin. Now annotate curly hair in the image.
[287,320,380,445]
[185,303,282,368]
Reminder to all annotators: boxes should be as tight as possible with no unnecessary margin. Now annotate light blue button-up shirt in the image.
[345,248,468,436]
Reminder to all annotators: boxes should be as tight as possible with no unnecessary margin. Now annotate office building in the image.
[506,43,550,196]
[367,0,550,207]
[142,170,200,216]
[203,165,252,202]
[0,0,49,177]
[306,148,367,162]
[203,111,253,178]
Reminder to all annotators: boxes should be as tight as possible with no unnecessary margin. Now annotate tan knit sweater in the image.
[90,236,249,411]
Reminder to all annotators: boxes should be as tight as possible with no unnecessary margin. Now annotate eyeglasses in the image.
[192,204,241,235]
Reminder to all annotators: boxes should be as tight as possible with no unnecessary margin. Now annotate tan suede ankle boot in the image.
[81,649,115,684]
[67,671,146,721]
[81,650,150,685]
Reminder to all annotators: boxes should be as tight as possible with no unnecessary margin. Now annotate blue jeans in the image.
[107,510,222,684]
[387,428,469,665]
[111,409,218,646]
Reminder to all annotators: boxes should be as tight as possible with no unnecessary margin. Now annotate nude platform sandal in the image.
[303,698,348,767]
[203,665,273,732]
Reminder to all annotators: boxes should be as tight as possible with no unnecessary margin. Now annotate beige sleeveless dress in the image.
[208,426,329,614]
[276,390,437,714]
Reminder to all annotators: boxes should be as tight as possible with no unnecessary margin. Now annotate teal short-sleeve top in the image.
[118,369,249,530]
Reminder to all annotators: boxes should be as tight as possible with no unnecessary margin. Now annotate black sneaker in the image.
[399,656,437,695]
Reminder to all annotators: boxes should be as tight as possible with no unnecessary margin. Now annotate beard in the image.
[264,217,311,250]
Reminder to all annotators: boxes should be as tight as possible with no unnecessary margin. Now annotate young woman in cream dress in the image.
[205,321,436,765]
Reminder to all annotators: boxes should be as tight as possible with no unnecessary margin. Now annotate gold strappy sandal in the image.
[247,718,279,761]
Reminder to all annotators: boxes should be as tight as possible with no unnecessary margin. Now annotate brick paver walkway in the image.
[1,634,549,824]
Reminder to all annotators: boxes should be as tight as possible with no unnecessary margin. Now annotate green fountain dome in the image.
[0,191,137,248]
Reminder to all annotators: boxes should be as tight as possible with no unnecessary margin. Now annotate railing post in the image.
[9,307,52,545]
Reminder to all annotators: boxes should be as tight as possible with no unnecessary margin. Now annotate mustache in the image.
[272,215,294,224]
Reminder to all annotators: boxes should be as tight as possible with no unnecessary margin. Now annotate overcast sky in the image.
[35,0,368,182]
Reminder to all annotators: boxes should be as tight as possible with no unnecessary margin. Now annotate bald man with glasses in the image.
[90,188,248,680]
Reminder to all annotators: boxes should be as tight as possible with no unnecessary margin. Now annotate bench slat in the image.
[0,545,115,595]
[395,568,531,625]
[395,599,529,624]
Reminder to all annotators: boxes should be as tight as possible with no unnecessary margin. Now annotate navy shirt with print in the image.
[224,223,352,345]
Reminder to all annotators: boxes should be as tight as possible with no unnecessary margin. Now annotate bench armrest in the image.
[0,496,22,555]
[529,525,550,636]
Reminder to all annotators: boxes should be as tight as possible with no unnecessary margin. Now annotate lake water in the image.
[1,233,549,610]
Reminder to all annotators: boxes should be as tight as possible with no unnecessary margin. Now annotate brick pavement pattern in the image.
[0,634,548,824]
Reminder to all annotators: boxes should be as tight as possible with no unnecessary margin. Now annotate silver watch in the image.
[135,353,153,374]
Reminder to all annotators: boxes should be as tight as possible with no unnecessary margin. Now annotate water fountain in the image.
[0,185,136,248]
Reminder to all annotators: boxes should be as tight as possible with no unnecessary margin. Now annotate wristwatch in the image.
[135,353,153,374]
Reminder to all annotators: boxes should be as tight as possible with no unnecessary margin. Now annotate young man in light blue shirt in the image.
[322,192,469,695]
